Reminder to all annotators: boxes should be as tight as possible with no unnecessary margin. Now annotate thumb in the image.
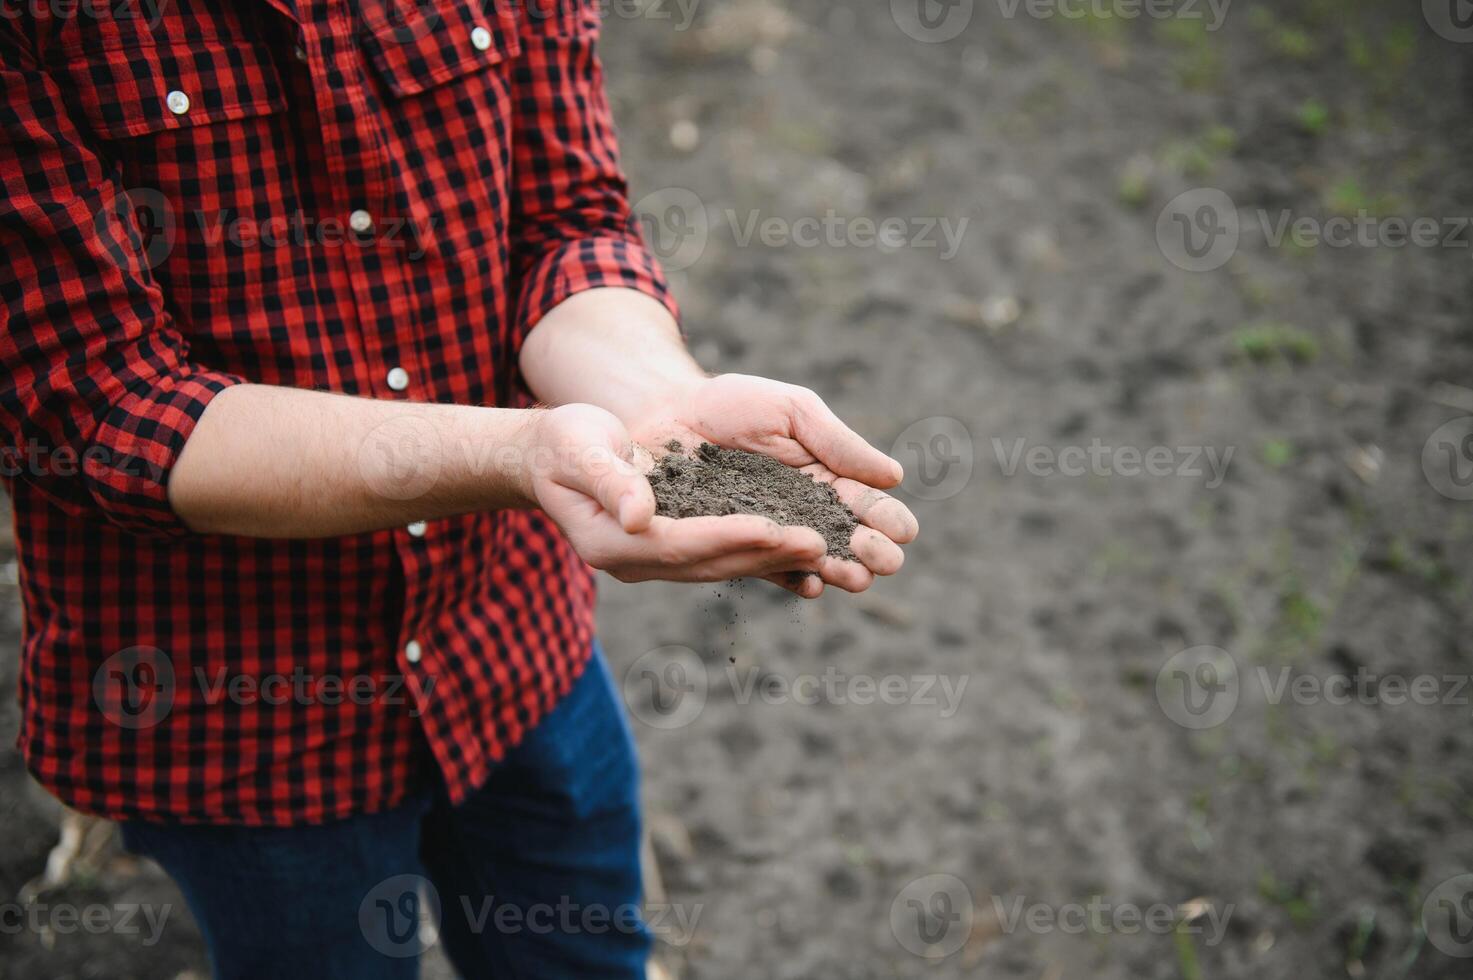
[574,442,656,534]
[791,390,904,488]
[538,404,657,533]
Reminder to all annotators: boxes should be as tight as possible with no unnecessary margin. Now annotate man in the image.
[0,1,916,977]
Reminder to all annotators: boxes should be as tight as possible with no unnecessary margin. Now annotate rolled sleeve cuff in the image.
[85,369,243,537]
[515,236,680,341]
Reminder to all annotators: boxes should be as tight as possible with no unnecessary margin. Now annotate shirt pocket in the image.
[53,37,288,141]
[356,0,521,98]
[51,38,298,301]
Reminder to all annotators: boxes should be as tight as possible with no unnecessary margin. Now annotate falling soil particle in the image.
[648,442,858,560]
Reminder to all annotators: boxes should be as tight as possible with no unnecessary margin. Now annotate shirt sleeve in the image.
[506,0,679,341]
[0,20,241,537]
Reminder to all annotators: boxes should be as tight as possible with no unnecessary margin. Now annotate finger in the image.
[849,525,905,576]
[617,480,657,533]
[584,514,826,571]
[827,477,919,544]
[643,515,825,565]
[617,544,823,584]
[812,555,876,594]
[762,572,824,598]
[790,389,903,488]
[558,444,655,534]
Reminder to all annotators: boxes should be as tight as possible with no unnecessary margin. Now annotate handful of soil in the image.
[648,442,858,560]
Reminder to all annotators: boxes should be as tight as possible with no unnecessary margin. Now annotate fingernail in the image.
[617,493,636,529]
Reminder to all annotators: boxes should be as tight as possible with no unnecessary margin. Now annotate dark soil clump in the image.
[648,442,858,560]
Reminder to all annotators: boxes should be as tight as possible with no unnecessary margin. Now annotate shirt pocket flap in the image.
[357,0,521,98]
[54,39,288,141]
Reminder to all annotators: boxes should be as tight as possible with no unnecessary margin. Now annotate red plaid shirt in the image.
[0,0,674,825]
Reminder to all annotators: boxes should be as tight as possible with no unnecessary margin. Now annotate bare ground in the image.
[4,1,1473,978]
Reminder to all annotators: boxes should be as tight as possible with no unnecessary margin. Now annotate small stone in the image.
[979,295,1022,331]
[1343,444,1383,485]
[669,119,700,152]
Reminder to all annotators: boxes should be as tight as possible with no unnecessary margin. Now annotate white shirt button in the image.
[294,45,308,63]
[348,209,374,233]
[166,90,190,115]
[470,26,492,51]
[404,640,422,664]
[385,366,410,391]
[406,521,427,537]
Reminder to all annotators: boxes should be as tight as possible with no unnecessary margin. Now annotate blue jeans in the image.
[120,647,649,979]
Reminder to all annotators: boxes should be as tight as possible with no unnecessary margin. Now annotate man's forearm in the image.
[518,288,706,424]
[169,385,541,537]
[168,288,694,539]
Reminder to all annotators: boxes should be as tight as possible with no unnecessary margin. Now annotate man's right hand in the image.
[525,403,831,589]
